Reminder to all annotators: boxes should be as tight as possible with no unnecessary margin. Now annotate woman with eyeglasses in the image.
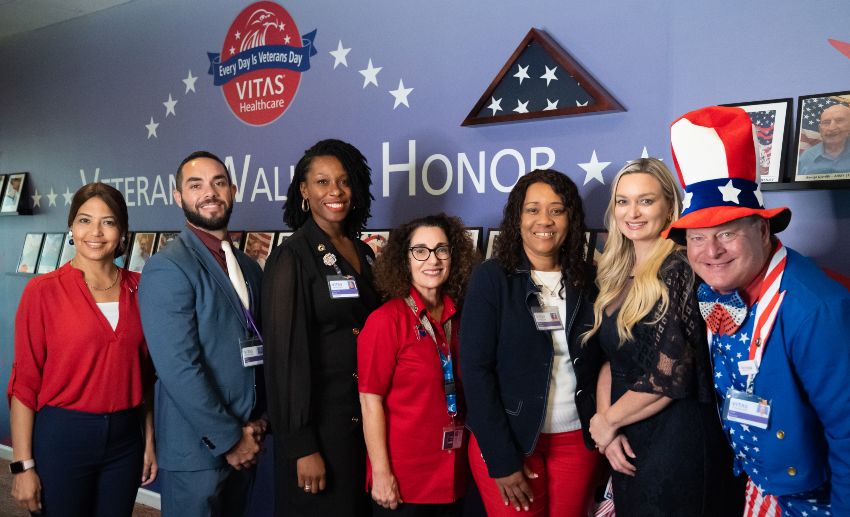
[358,213,479,516]
[460,170,604,517]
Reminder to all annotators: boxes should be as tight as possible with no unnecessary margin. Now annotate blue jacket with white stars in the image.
[709,248,850,513]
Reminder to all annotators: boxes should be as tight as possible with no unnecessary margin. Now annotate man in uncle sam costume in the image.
[663,105,850,516]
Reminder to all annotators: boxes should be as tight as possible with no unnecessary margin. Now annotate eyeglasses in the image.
[409,245,452,261]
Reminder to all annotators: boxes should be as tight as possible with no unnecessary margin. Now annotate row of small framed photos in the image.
[727,89,850,187]
[0,172,28,214]
[16,227,609,275]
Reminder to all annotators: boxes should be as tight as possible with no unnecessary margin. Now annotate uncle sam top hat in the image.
[663,105,791,244]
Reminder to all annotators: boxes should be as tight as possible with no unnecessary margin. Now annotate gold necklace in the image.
[72,259,119,291]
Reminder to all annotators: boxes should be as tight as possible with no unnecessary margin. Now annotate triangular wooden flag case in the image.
[463,28,624,126]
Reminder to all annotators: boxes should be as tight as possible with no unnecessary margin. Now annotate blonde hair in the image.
[583,158,682,346]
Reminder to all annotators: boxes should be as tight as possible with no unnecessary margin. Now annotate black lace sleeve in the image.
[630,253,711,401]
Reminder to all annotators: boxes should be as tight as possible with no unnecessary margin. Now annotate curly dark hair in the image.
[283,139,374,236]
[494,169,590,290]
[373,213,481,304]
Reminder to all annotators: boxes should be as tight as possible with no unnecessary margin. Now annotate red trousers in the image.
[469,430,602,517]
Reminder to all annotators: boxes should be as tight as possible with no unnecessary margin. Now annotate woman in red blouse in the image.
[358,213,480,516]
[7,183,156,516]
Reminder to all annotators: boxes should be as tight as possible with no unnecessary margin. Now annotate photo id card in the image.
[327,275,359,299]
[240,336,264,367]
[441,425,464,451]
[722,388,771,429]
[532,305,564,331]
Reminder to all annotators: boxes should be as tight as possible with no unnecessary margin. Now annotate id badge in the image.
[327,275,359,299]
[532,305,564,331]
[441,425,464,451]
[722,387,771,429]
[240,336,264,367]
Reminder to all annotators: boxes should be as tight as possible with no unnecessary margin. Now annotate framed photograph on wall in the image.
[1,172,27,213]
[793,91,850,183]
[17,233,44,273]
[128,232,156,273]
[155,232,180,253]
[485,229,501,259]
[0,175,7,203]
[36,233,65,274]
[361,230,391,258]
[585,229,608,265]
[58,235,75,267]
[724,98,792,183]
[229,231,244,250]
[276,231,294,246]
[465,227,482,251]
[244,232,275,269]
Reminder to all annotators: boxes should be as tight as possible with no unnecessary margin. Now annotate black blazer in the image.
[261,217,381,459]
[459,255,602,478]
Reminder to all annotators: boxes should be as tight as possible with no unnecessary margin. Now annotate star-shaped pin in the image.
[359,59,382,88]
[183,70,197,94]
[46,188,58,207]
[576,100,589,107]
[578,150,611,185]
[62,187,74,205]
[31,190,42,208]
[145,117,159,139]
[513,64,530,84]
[718,180,742,204]
[487,97,502,116]
[682,191,693,211]
[753,185,764,207]
[329,40,351,69]
[389,79,413,109]
[540,65,558,86]
[163,94,177,117]
[513,99,529,114]
[544,99,559,111]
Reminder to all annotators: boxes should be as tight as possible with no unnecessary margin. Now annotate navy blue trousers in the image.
[32,405,144,517]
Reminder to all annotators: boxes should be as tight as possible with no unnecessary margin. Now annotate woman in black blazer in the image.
[460,169,605,517]
[262,139,381,517]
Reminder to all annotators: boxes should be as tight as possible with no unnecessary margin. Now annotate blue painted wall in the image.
[1,0,848,508]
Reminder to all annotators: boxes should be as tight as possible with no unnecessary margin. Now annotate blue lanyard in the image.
[405,296,456,416]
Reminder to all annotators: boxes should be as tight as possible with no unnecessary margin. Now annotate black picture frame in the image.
[276,231,294,246]
[465,227,483,252]
[792,90,850,186]
[36,233,65,274]
[485,229,501,259]
[58,234,75,267]
[361,230,391,258]
[17,233,44,274]
[723,98,793,183]
[155,232,180,253]
[244,232,275,269]
[1,172,28,214]
[585,229,608,266]
[128,232,157,273]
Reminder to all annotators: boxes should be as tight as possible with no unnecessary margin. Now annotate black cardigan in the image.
[459,255,603,478]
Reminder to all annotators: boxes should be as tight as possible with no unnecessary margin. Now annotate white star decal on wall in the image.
[329,40,351,69]
[540,66,558,86]
[578,150,611,185]
[544,99,559,111]
[31,190,42,208]
[163,94,177,117]
[46,188,58,207]
[718,180,741,204]
[359,59,382,88]
[513,64,530,85]
[146,117,159,139]
[62,187,74,205]
[513,99,529,114]
[487,97,502,116]
[182,70,197,94]
[389,79,413,109]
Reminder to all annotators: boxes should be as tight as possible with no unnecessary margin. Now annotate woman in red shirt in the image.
[7,183,156,516]
[358,213,480,516]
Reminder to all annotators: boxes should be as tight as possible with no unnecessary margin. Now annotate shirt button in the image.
[787,467,797,476]
[775,430,785,440]
[352,328,360,335]
[351,416,360,423]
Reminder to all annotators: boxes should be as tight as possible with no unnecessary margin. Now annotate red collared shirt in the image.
[357,288,468,503]
[8,263,154,413]
[187,223,229,273]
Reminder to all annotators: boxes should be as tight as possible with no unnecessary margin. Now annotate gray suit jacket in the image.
[139,229,263,471]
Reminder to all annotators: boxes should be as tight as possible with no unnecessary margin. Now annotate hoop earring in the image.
[301,199,310,212]
[68,230,74,246]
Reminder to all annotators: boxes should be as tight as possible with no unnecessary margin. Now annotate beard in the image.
[181,198,233,232]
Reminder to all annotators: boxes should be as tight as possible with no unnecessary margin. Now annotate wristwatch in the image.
[9,459,35,474]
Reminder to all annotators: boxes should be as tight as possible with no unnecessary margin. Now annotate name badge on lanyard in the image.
[722,388,772,429]
[240,336,264,367]
[532,305,563,331]
[327,275,360,299]
[441,424,464,451]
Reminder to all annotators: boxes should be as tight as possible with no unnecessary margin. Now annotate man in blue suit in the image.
[139,151,266,516]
